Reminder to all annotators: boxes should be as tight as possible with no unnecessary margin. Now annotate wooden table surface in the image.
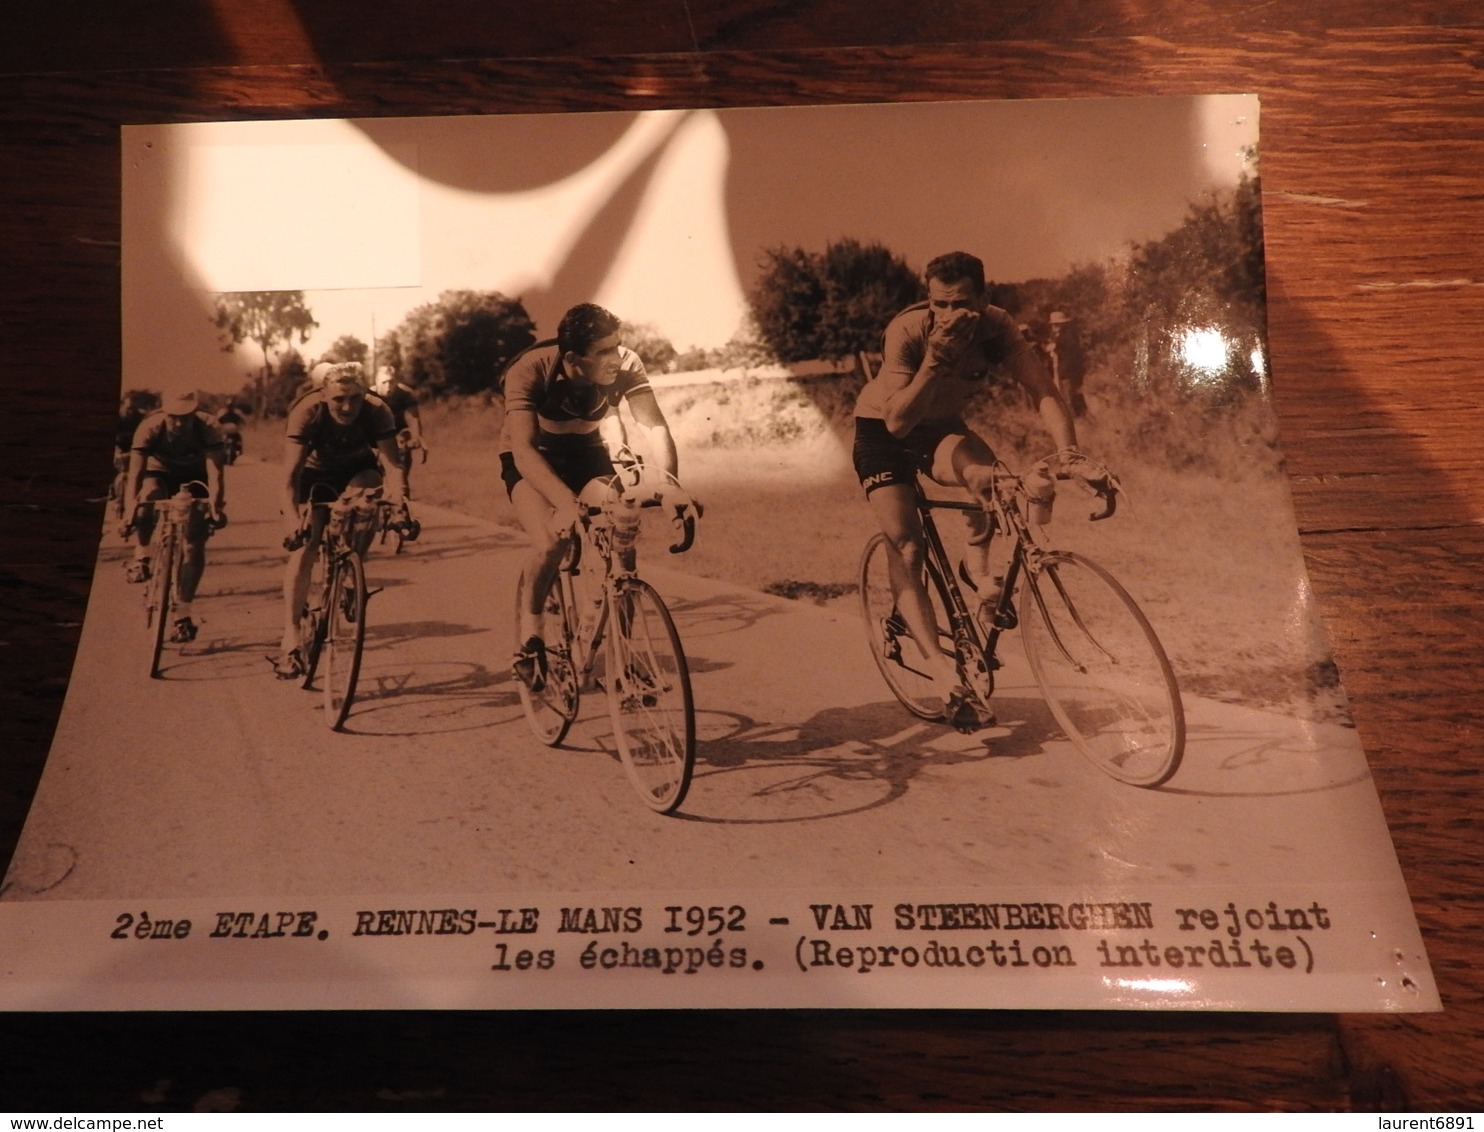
[2,0,1481,1112]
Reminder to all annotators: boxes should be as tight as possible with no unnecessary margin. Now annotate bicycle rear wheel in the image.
[513,569,580,746]
[858,532,953,720]
[323,552,367,730]
[607,578,694,814]
[146,530,176,680]
[1019,551,1184,787]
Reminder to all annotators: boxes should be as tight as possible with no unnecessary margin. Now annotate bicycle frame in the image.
[910,468,1043,705]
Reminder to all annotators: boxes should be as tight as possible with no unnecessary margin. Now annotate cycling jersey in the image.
[285,391,398,473]
[499,340,651,454]
[854,301,1034,427]
[130,410,225,480]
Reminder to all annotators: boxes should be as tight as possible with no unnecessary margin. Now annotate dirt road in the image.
[4,455,1389,904]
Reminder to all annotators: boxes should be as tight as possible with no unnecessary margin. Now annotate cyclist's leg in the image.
[396,439,414,500]
[505,452,575,693]
[278,473,335,666]
[928,428,1000,584]
[864,481,960,696]
[171,481,212,639]
[126,475,168,581]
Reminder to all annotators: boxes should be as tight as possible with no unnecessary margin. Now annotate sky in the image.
[121,95,1258,398]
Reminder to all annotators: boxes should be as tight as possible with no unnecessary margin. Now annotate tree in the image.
[263,348,310,417]
[750,239,923,363]
[620,321,677,373]
[318,334,369,368]
[212,291,319,416]
[384,290,536,398]
[1119,170,1267,401]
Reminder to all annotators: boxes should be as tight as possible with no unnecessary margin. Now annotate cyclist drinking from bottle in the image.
[121,390,228,644]
[272,362,409,679]
[500,302,678,692]
[853,251,1088,727]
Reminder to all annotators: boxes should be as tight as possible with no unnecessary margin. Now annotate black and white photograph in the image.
[0,94,1439,1012]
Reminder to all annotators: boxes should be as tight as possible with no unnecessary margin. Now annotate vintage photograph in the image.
[0,95,1439,1011]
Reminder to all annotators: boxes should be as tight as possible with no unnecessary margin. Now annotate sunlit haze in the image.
[123,96,1259,397]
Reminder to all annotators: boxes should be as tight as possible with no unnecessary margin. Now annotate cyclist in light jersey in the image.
[499,302,677,692]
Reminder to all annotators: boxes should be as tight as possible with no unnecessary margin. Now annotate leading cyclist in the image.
[500,302,678,692]
[120,390,228,643]
[853,251,1095,727]
[272,362,409,679]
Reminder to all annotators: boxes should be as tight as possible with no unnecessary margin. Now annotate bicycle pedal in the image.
[943,689,994,733]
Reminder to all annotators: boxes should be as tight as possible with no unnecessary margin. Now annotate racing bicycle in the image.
[858,456,1185,788]
[125,481,218,679]
[288,484,420,730]
[514,461,702,814]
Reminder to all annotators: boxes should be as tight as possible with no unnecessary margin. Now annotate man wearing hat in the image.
[272,361,409,679]
[120,389,228,644]
[1036,309,1089,419]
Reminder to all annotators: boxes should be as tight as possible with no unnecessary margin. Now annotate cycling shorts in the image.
[296,452,381,505]
[500,445,617,500]
[852,416,971,496]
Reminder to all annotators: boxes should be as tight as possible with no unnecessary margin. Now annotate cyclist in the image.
[215,400,245,463]
[111,391,155,514]
[120,390,228,643]
[500,302,677,692]
[272,361,409,679]
[853,251,1086,726]
[376,371,426,499]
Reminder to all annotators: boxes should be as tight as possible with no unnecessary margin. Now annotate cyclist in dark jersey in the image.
[272,362,408,679]
[853,251,1082,724]
[377,373,425,498]
[499,302,677,691]
[121,391,228,643]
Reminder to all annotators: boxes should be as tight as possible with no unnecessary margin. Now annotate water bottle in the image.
[1023,464,1055,526]
[611,498,641,568]
[170,488,196,526]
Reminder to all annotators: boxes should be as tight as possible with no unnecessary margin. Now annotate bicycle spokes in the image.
[607,580,695,814]
[1020,552,1184,787]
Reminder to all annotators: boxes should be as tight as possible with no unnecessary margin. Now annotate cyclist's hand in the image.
[282,508,307,551]
[927,308,980,365]
[1059,450,1117,494]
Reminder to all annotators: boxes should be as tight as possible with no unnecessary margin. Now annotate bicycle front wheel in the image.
[146,531,176,680]
[607,579,694,814]
[858,532,951,720]
[1020,551,1184,787]
[299,550,330,691]
[513,569,579,746]
[323,552,367,730]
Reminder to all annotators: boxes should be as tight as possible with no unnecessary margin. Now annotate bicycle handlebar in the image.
[577,462,702,556]
[1056,471,1119,521]
[283,490,415,551]
[121,482,222,538]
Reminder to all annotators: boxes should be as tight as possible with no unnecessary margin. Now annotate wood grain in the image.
[1,3,1481,1111]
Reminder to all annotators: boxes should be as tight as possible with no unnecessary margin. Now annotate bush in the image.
[750,239,923,364]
